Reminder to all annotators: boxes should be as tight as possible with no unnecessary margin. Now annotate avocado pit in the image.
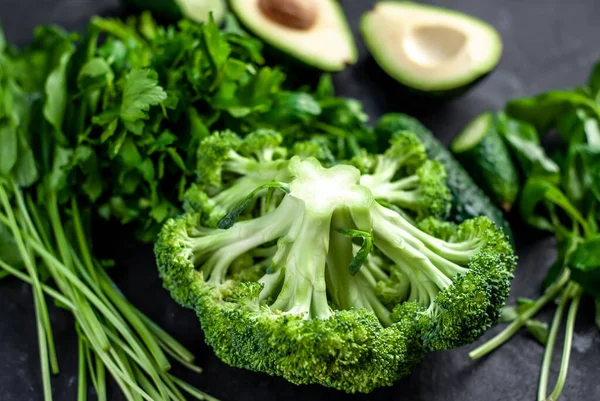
[258,0,318,30]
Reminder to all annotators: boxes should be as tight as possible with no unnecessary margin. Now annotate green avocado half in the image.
[360,1,502,96]
[229,0,358,72]
[123,0,227,24]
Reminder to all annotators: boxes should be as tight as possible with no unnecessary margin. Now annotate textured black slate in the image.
[1,1,599,400]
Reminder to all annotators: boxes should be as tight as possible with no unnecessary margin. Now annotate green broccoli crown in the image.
[290,137,336,166]
[237,128,287,161]
[359,131,451,220]
[196,130,243,188]
[384,214,516,351]
[195,129,293,219]
[349,149,377,174]
[156,155,515,392]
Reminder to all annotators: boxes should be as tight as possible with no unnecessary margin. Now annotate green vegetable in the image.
[354,130,451,221]
[451,112,520,211]
[496,112,560,183]
[471,61,600,401]
[155,134,516,393]
[123,0,227,24]
[374,113,513,239]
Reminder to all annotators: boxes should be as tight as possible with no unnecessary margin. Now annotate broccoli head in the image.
[156,154,515,392]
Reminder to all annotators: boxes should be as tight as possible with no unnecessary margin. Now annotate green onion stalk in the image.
[0,179,217,401]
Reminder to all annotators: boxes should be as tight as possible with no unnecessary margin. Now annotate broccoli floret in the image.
[359,131,451,220]
[374,207,516,351]
[194,129,292,220]
[156,154,515,393]
[290,137,337,166]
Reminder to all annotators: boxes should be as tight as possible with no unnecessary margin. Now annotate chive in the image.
[77,336,88,401]
[0,186,55,400]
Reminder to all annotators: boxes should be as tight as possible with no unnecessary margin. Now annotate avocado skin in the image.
[401,69,495,99]
[453,113,520,212]
[375,113,514,242]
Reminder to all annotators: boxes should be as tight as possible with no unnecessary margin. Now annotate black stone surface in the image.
[1,1,599,400]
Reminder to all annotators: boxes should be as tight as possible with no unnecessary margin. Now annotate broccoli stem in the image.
[373,207,457,291]
[372,156,399,182]
[326,209,392,325]
[222,151,256,175]
[469,269,571,360]
[366,175,419,194]
[191,197,298,283]
[374,204,478,264]
[269,209,332,319]
[538,283,583,401]
[212,176,269,212]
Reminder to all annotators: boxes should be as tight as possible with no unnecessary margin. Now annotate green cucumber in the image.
[123,0,227,24]
[375,113,513,240]
[451,112,520,211]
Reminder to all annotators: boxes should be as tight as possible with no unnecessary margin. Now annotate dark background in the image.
[1,1,600,400]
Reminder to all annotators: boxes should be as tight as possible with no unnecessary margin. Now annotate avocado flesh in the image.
[230,0,357,72]
[177,0,227,24]
[361,2,502,92]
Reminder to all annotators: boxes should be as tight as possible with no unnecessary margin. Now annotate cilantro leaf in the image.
[120,69,167,122]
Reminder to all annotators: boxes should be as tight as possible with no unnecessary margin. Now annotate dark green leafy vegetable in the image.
[471,60,600,401]
[497,112,560,183]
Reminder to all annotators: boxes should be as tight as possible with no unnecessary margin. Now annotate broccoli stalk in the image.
[156,154,515,392]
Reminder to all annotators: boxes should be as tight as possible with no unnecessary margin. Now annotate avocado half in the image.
[123,0,227,24]
[229,0,358,72]
[360,2,502,96]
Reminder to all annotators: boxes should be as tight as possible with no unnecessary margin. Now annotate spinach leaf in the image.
[506,91,600,133]
[497,113,559,182]
[568,235,600,296]
[519,178,587,232]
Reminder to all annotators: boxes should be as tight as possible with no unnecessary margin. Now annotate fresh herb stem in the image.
[537,282,574,400]
[1,183,214,400]
[469,269,571,359]
[0,185,55,401]
[132,309,196,364]
[0,258,75,308]
[78,335,88,401]
[170,374,221,401]
[71,197,173,372]
[95,353,107,401]
[545,285,583,401]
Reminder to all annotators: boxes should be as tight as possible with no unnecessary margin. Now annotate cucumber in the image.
[451,112,520,211]
[375,113,513,240]
[123,0,227,24]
